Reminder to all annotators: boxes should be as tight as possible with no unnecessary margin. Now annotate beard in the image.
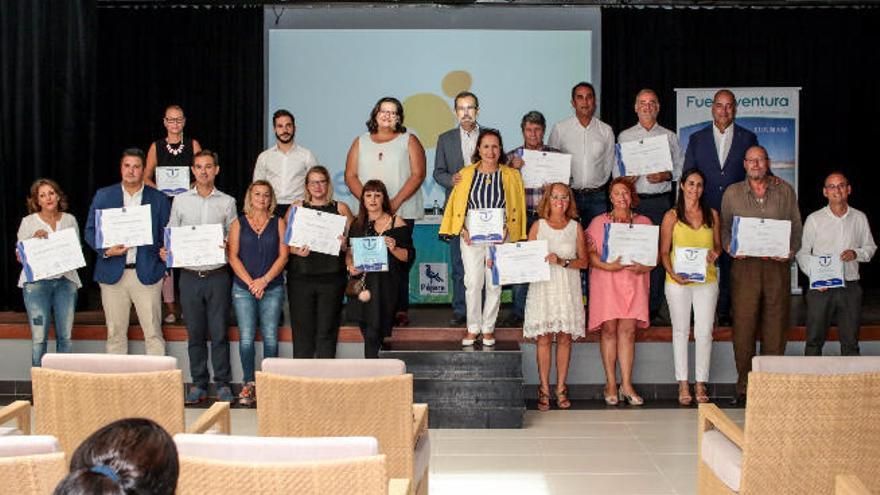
[276,132,293,144]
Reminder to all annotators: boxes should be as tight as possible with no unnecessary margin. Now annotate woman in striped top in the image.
[439,128,526,347]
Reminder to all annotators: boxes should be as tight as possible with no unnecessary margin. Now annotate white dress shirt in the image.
[122,184,144,264]
[253,143,318,205]
[713,124,733,169]
[17,212,83,288]
[614,122,684,194]
[460,125,480,166]
[796,205,876,281]
[168,187,238,270]
[547,116,615,190]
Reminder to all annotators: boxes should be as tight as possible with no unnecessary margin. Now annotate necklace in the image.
[247,214,270,235]
[165,137,185,156]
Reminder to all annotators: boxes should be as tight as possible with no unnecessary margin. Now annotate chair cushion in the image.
[261,358,405,378]
[42,353,177,373]
[751,356,880,375]
[0,428,21,437]
[701,429,742,492]
[0,435,60,457]
[174,434,379,463]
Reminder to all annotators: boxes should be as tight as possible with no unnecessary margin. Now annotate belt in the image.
[573,187,604,194]
[182,267,227,278]
[124,263,136,269]
[638,192,671,199]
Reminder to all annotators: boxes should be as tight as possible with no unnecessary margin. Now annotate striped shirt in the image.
[467,169,506,210]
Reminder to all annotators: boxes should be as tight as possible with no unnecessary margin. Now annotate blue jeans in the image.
[574,190,608,300]
[232,284,283,382]
[22,278,77,367]
[449,235,467,318]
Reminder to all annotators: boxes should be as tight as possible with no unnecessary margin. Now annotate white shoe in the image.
[482,334,496,346]
[163,313,176,324]
[462,332,479,346]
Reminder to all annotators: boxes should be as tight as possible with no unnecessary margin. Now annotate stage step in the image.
[380,341,525,428]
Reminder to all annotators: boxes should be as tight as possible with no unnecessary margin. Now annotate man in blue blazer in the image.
[683,89,759,326]
[85,148,171,355]
[433,91,481,326]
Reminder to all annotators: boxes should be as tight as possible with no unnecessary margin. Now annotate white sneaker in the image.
[163,313,176,324]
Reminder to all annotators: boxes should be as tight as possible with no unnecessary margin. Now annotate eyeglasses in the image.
[824,183,848,190]
[550,195,570,201]
[377,110,398,116]
[164,118,185,124]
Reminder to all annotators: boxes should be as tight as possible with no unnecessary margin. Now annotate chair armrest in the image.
[698,403,744,448]
[388,478,411,495]
[412,404,428,445]
[187,402,230,434]
[0,400,31,435]
[836,474,873,495]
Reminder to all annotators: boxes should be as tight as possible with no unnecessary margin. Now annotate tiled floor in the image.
[186,406,745,495]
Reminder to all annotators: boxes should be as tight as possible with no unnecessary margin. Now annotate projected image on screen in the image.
[268,29,591,211]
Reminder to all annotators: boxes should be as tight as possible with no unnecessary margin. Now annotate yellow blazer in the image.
[438,162,526,242]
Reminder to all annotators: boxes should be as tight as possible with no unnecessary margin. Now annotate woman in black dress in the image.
[345,180,414,358]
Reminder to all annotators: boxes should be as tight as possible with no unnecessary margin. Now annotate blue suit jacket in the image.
[433,127,466,196]
[84,183,171,285]
[683,123,758,211]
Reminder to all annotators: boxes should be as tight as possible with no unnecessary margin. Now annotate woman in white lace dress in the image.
[523,183,589,410]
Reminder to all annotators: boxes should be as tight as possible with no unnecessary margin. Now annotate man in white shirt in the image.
[615,89,684,325]
[253,109,318,216]
[547,82,616,228]
[796,172,876,356]
[161,149,237,404]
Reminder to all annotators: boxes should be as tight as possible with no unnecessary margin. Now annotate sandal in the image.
[238,382,256,407]
[678,383,693,406]
[537,387,551,412]
[604,386,619,406]
[555,386,572,410]
[695,382,710,403]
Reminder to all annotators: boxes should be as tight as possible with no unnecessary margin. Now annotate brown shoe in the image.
[537,387,551,412]
[238,382,256,407]
[555,385,572,410]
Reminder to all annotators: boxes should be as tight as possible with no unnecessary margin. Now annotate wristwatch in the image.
[562,259,571,268]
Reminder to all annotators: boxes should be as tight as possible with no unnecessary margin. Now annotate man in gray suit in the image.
[434,91,480,326]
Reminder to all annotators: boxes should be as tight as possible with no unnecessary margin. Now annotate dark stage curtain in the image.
[601,7,880,288]
[0,0,97,310]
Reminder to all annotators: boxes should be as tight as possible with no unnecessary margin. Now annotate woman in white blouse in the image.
[16,179,82,366]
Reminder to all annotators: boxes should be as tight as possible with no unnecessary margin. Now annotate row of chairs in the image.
[697,356,880,494]
[0,354,430,495]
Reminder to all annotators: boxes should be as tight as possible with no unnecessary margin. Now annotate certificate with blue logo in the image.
[351,236,388,272]
[466,208,504,244]
[16,228,86,282]
[673,247,708,282]
[809,254,845,289]
[730,217,791,258]
[156,166,190,196]
[601,223,659,266]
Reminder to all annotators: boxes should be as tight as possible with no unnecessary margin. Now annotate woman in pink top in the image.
[586,177,653,406]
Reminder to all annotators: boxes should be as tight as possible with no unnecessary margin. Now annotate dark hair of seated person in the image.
[53,417,179,495]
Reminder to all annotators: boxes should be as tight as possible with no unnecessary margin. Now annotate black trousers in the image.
[179,270,231,387]
[288,276,345,358]
[396,219,415,314]
[635,193,673,315]
[805,282,863,356]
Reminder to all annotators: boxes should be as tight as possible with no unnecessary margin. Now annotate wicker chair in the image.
[837,475,876,495]
[0,435,66,495]
[255,358,430,495]
[174,433,410,495]
[28,353,230,457]
[698,356,880,494]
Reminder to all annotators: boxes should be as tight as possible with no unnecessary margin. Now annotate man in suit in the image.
[683,89,758,326]
[85,148,172,355]
[433,91,480,326]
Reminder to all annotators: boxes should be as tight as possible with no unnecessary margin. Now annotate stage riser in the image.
[414,379,524,407]
[396,352,523,379]
[428,407,526,429]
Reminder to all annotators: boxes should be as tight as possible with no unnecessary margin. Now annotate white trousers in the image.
[665,281,718,382]
[460,238,501,335]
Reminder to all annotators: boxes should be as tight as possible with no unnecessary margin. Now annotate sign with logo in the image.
[419,262,448,296]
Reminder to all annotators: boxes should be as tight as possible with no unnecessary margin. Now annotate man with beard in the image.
[253,109,318,216]
[720,145,801,405]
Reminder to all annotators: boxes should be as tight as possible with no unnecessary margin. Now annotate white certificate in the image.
[351,236,388,272]
[96,204,153,248]
[466,208,505,244]
[283,206,346,256]
[16,228,86,282]
[155,166,190,196]
[601,223,659,266]
[730,217,791,258]
[809,254,845,290]
[164,224,225,268]
[673,247,709,282]
[615,135,673,177]
[489,240,551,285]
[519,150,572,189]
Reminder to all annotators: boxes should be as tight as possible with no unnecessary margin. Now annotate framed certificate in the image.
[601,223,659,266]
[673,247,709,282]
[351,236,388,272]
[808,254,845,290]
[155,166,190,196]
[615,135,673,177]
[16,228,86,282]
[164,224,225,268]
[284,206,347,256]
[520,150,572,189]
[466,208,504,244]
[730,216,791,258]
[95,204,153,248]
[489,240,551,285]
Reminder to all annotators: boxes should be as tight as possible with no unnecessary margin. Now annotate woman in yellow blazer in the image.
[439,128,525,346]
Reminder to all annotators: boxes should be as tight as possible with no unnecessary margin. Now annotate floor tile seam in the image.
[638,435,683,495]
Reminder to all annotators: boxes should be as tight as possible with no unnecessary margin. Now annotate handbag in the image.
[345,273,366,298]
